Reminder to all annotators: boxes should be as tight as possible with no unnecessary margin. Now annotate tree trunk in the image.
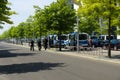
[108,17,111,58]
[108,0,111,58]
[58,31,62,51]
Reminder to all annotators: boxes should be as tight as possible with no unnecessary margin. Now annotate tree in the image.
[75,0,120,58]
[44,0,76,51]
[0,0,15,28]
[33,6,47,38]
[24,16,35,39]
[7,26,19,43]
[17,22,25,39]
[0,30,9,39]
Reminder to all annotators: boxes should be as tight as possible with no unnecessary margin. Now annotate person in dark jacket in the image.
[43,38,48,50]
[37,39,41,51]
[30,40,34,51]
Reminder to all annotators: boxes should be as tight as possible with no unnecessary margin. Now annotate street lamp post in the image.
[76,16,79,53]
[74,1,80,53]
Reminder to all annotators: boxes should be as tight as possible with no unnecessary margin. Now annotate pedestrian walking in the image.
[37,39,41,51]
[30,40,34,51]
[89,38,93,48]
[43,38,48,50]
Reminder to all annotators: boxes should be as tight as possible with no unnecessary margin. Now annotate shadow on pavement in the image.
[111,55,120,59]
[56,49,76,52]
[105,55,120,59]
[0,49,35,58]
[0,62,65,74]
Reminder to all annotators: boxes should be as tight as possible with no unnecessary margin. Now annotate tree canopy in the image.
[74,0,120,35]
[74,0,120,57]
[0,0,76,40]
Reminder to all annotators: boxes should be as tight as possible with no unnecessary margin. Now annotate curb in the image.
[46,49,120,64]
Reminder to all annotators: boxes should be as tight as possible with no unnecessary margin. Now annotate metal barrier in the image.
[75,46,107,57]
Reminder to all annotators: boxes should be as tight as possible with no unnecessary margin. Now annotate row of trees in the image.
[0,0,77,51]
[0,0,120,56]
[0,0,76,39]
[74,0,120,34]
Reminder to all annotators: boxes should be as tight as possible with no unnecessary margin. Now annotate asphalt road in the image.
[0,42,120,80]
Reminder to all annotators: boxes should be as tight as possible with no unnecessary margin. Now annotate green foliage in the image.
[17,22,25,38]
[44,0,76,34]
[0,30,9,39]
[0,0,16,28]
[75,0,120,34]
[33,6,47,37]
[8,26,19,38]
[24,23,33,38]
[4,0,120,40]
[79,16,99,34]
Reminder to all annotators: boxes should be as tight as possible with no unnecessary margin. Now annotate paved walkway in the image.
[47,48,120,64]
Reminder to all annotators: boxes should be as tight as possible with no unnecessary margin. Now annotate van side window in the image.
[102,36,104,40]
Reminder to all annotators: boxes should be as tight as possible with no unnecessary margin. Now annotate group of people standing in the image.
[29,38,48,51]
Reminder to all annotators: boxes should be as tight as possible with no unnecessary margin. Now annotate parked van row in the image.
[9,32,120,51]
[46,33,120,50]
[91,35,120,50]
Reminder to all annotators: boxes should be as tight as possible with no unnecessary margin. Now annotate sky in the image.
[0,0,56,34]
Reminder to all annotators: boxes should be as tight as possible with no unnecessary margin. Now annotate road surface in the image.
[0,42,120,80]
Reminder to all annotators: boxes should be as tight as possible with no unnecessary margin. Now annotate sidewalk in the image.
[6,42,120,64]
[47,48,120,64]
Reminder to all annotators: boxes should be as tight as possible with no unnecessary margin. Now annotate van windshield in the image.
[99,35,115,40]
[91,36,97,39]
[106,36,114,40]
[58,35,67,40]
[79,34,88,40]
